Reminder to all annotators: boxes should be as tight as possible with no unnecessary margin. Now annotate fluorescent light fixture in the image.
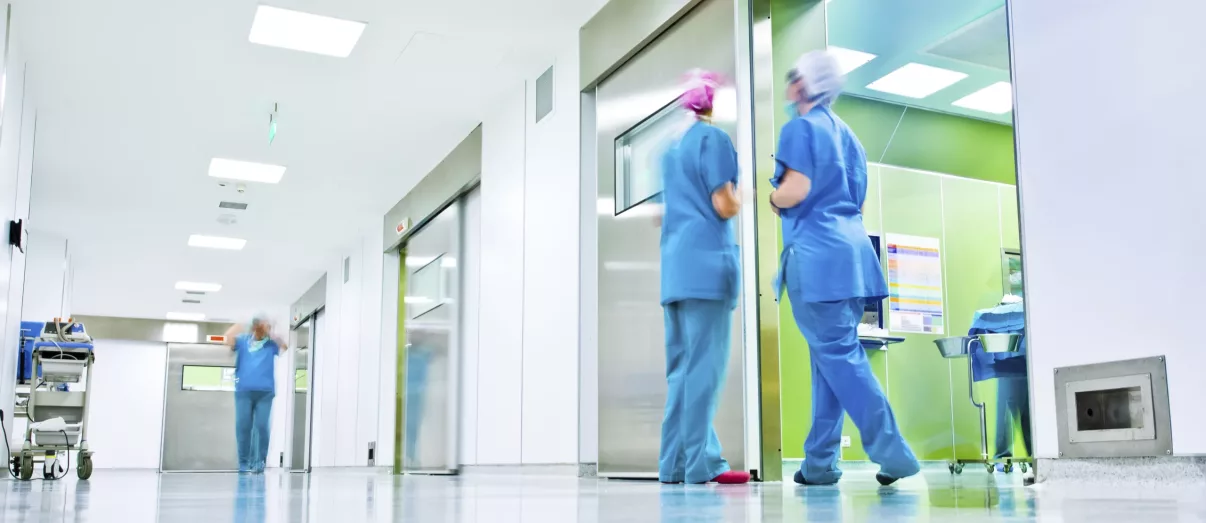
[175,281,222,293]
[952,81,1013,114]
[248,5,366,58]
[188,235,247,250]
[208,158,286,184]
[866,63,968,99]
[166,312,206,321]
[827,46,876,75]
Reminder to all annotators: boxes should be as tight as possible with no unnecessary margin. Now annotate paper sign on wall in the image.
[886,234,944,334]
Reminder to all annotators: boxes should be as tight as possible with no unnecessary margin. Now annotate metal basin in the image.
[934,337,974,359]
[977,333,1022,353]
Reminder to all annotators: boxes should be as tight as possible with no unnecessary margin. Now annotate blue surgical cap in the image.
[789,50,845,107]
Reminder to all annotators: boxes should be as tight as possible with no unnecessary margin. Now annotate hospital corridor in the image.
[0,0,1203,521]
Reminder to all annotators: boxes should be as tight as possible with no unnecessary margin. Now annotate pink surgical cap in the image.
[680,69,724,114]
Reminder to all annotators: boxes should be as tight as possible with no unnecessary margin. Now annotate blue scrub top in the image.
[659,120,741,307]
[234,333,279,392]
[772,105,887,303]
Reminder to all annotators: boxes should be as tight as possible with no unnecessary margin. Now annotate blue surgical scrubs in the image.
[773,105,919,484]
[658,120,741,484]
[233,334,279,473]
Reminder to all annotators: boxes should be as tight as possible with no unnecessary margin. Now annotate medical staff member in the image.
[657,70,749,485]
[770,51,919,486]
[223,315,287,473]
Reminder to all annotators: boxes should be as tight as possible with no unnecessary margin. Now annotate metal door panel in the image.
[402,202,462,474]
[161,343,239,472]
[595,0,745,478]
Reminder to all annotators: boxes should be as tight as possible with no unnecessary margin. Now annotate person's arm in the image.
[223,323,243,350]
[770,169,811,209]
[703,130,741,220]
[273,334,289,354]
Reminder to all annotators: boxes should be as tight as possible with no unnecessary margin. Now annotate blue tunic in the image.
[234,334,279,392]
[659,120,741,307]
[772,105,887,304]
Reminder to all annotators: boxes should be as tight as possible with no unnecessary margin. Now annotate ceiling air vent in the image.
[185,291,206,296]
[182,299,202,304]
[219,201,249,210]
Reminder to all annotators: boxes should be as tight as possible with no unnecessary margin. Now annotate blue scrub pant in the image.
[994,377,1032,458]
[659,299,732,484]
[789,297,919,484]
[235,390,275,472]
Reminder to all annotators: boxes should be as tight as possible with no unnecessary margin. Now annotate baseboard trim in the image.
[1036,456,1206,485]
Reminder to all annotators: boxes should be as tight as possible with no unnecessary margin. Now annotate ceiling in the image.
[828,0,1013,125]
[16,0,605,322]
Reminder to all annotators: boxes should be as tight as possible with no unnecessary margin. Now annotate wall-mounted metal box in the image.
[1054,356,1172,458]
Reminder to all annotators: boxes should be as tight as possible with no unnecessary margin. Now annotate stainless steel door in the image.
[289,318,315,471]
[402,202,462,474]
[161,343,239,472]
[595,0,746,478]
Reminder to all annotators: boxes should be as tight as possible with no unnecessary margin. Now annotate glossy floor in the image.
[0,464,1203,522]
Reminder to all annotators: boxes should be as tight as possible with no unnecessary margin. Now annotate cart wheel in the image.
[948,463,956,474]
[986,463,996,474]
[954,463,964,475]
[1004,463,1014,474]
[18,456,33,480]
[77,456,93,480]
[1020,463,1029,474]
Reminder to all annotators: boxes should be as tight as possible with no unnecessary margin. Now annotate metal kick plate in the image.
[1054,356,1172,459]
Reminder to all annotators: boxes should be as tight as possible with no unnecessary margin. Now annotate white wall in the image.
[307,220,386,467]
[20,230,70,322]
[0,15,36,443]
[87,340,166,469]
[519,42,581,464]
[1011,0,1206,456]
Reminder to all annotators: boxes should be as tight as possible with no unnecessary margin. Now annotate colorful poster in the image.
[886,234,944,334]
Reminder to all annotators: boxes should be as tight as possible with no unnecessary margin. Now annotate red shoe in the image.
[712,471,751,484]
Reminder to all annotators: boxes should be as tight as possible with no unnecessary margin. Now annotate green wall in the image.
[772,3,1025,463]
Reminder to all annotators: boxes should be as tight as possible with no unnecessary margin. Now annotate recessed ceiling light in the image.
[248,5,366,58]
[167,312,206,321]
[188,235,247,250]
[866,63,968,99]
[952,81,1013,114]
[827,46,876,75]
[208,158,286,184]
[175,281,222,293]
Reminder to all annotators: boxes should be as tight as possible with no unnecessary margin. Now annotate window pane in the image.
[182,365,236,392]
[614,101,692,214]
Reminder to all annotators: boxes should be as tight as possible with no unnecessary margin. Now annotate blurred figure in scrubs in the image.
[770,51,919,486]
[657,70,748,485]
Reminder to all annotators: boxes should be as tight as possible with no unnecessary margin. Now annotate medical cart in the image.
[934,333,1029,475]
[13,321,96,480]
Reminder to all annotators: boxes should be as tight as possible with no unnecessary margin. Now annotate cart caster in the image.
[1003,463,1014,474]
[18,456,33,481]
[986,463,996,474]
[1020,463,1029,474]
[77,456,93,480]
[948,463,956,474]
[954,463,964,475]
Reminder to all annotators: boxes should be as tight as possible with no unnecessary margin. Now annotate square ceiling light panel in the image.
[866,63,968,99]
[166,312,206,322]
[176,281,222,293]
[248,6,367,58]
[828,47,876,75]
[952,81,1013,114]
[188,235,247,250]
[208,158,286,184]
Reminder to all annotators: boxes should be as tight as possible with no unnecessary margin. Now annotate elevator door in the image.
[161,343,238,472]
[594,0,745,478]
[289,315,317,471]
[402,200,463,474]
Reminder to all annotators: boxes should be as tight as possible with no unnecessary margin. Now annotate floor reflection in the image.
[0,464,1200,522]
